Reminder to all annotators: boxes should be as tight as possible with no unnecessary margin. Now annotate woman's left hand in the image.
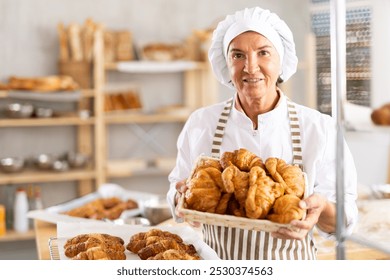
[271,193,328,240]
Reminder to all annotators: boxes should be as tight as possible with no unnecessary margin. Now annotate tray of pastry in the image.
[28,183,160,224]
[177,150,309,232]
[50,221,219,260]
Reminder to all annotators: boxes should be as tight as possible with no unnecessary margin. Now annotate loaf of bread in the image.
[7,75,79,91]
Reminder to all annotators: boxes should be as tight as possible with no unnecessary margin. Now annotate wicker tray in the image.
[178,166,308,233]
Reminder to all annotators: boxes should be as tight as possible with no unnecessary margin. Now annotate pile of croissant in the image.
[184,148,306,224]
[63,197,138,220]
[64,229,201,260]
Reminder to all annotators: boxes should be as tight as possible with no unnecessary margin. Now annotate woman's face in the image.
[227,31,281,99]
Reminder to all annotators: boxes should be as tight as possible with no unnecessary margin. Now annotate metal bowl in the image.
[33,154,56,170]
[112,217,151,226]
[35,107,54,118]
[142,197,172,225]
[65,152,90,169]
[6,103,34,118]
[0,157,24,173]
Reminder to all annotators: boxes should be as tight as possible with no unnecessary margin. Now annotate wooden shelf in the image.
[105,112,190,124]
[0,116,95,127]
[0,229,35,242]
[0,169,96,184]
[105,60,207,73]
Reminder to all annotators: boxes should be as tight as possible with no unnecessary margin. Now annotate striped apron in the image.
[204,96,317,260]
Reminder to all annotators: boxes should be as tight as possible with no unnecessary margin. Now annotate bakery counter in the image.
[32,217,390,260]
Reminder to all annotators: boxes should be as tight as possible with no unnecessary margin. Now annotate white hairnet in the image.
[208,7,298,90]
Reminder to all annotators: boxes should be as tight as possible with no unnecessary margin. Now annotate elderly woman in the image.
[167,7,358,260]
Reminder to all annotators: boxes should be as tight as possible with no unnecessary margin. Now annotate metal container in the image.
[33,154,56,170]
[142,197,172,225]
[0,157,24,173]
[35,107,54,118]
[6,103,34,118]
[65,152,90,169]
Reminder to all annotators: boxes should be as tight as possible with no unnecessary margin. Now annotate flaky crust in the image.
[64,233,126,260]
[266,194,305,224]
[126,229,201,260]
[63,197,138,220]
[245,166,284,219]
[265,158,305,198]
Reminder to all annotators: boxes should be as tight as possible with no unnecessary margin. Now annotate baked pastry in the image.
[221,164,249,215]
[63,197,138,220]
[126,229,183,254]
[266,194,305,224]
[7,75,79,91]
[245,166,284,219]
[265,158,305,198]
[148,249,201,260]
[371,103,390,125]
[185,166,223,213]
[220,148,264,171]
[64,233,126,260]
[137,238,197,260]
[126,229,200,260]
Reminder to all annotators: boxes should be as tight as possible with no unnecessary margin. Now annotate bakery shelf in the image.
[104,111,190,124]
[0,229,35,242]
[105,60,207,73]
[0,116,95,127]
[0,89,95,102]
[0,169,96,185]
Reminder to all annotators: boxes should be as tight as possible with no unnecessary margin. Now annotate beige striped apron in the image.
[204,96,317,260]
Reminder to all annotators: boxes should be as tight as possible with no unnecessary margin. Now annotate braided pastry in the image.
[126,229,200,260]
[64,233,126,260]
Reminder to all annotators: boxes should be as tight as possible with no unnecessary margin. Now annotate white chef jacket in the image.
[167,92,358,239]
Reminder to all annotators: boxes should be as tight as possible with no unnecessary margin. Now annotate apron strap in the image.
[286,98,304,170]
[211,97,234,158]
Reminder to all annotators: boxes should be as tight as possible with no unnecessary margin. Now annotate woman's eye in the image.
[259,50,269,56]
[233,53,244,59]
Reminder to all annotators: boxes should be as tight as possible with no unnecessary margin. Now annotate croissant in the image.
[137,239,197,260]
[126,229,183,253]
[245,166,284,219]
[221,148,264,171]
[221,164,249,214]
[266,194,305,224]
[148,249,201,260]
[191,156,222,177]
[185,167,223,213]
[265,158,305,198]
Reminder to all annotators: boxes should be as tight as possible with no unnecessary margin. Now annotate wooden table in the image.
[33,218,390,260]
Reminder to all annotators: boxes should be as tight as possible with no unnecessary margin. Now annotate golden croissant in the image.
[266,194,305,224]
[185,166,223,213]
[221,148,264,171]
[265,158,305,198]
[245,166,284,219]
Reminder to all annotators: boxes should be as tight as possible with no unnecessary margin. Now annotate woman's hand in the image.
[271,193,334,240]
[174,180,201,228]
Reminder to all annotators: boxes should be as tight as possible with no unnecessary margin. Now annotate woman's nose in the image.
[244,56,260,74]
